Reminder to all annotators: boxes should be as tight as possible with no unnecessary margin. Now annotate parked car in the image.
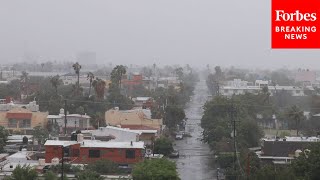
[42,165,51,173]
[169,150,180,158]
[175,133,183,140]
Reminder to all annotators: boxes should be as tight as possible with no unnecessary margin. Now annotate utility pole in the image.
[61,146,64,180]
[64,99,67,135]
[230,100,237,172]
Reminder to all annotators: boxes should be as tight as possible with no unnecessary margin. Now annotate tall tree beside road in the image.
[164,106,186,130]
[87,72,95,98]
[153,136,174,156]
[72,62,82,95]
[206,66,224,96]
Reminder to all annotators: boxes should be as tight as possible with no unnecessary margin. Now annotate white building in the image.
[220,79,315,97]
[0,101,39,112]
[47,108,92,133]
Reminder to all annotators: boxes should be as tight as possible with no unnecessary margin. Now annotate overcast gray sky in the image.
[0,0,319,69]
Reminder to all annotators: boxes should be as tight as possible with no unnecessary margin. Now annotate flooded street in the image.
[173,80,217,180]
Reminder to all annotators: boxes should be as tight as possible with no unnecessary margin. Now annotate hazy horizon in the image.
[1,0,320,69]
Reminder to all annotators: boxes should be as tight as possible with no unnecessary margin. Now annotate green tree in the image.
[76,170,103,180]
[110,65,126,89]
[174,67,184,80]
[87,72,95,98]
[153,136,174,156]
[0,126,9,152]
[75,105,85,115]
[291,143,320,180]
[132,159,180,180]
[90,112,106,129]
[43,171,58,180]
[4,165,37,180]
[85,159,119,174]
[32,126,49,144]
[72,62,82,94]
[20,71,29,97]
[107,65,133,110]
[92,78,106,100]
[164,106,186,130]
[50,75,63,95]
[286,105,304,136]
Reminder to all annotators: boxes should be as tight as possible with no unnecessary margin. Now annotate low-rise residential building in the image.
[82,126,140,142]
[0,101,48,134]
[75,125,157,146]
[220,79,315,97]
[120,125,158,146]
[44,137,145,165]
[132,97,154,109]
[256,136,320,165]
[105,108,163,131]
[47,109,92,134]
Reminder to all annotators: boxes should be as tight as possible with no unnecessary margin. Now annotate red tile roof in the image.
[120,125,157,130]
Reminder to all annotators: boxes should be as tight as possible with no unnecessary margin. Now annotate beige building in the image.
[105,108,163,131]
[0,107,48,134]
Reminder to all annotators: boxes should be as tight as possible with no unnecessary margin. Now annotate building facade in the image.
[0,101,48,134]
[105,108,163,131]
[44,139,145,165]
[47,109,92,134]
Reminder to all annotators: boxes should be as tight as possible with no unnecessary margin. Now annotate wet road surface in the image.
[173,80,217,180]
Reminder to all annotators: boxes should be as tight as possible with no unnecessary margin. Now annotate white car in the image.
[175,133,183,140]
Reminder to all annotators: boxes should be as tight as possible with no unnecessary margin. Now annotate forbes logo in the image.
[275,10,317,21]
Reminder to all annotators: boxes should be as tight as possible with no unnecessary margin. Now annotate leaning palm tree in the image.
[92,78,106,100]
[50,75,63,95]
[87,72,95,98]
[287,105,304,136]
[72,62,82,94]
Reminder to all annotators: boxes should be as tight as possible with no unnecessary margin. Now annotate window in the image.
[296,90,300,94]
[72,149,80,157]
[8,119,17,128]
[20,119,31,128]
[126,149,135,159]
[89,149,100,158]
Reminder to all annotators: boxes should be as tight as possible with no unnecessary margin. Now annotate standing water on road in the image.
[173,80,217,180]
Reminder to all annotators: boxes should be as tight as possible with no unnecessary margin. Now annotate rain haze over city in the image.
[0,1,319,180]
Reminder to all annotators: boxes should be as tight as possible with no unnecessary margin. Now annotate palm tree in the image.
[50,75,63,95]
[20,71,29,97]
[87,72,95,98]
[110,65,126,89]
[92,78,106,100]
[72,62,82,94]
[287,105,304,136]
[261,86,270,104]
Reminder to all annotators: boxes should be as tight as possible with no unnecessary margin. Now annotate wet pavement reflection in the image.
[173,80,217,180]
